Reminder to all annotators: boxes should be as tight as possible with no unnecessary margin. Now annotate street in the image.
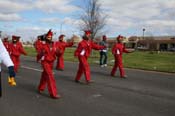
[0,56,175,116]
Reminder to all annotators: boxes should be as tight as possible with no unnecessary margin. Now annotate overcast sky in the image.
[0,0,175,41]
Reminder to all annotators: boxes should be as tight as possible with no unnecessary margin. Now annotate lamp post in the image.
[60,23,63,34]
[143,28,145,39]
[60,21,64,34]
[0,31,2,38]
[0,31,2,97]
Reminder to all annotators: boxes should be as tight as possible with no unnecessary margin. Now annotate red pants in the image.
[111,56,125,77]
[36,50,41,62]
[56,54,64,70]
[75,56,91,82]
[38,62,58,97]
[36,53,41,62]
[11,55,20,73]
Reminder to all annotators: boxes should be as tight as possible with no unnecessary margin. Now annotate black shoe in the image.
[110,74,115,77]
[56,68,64,71]
[37,90,43,94]
[75,80,80,83]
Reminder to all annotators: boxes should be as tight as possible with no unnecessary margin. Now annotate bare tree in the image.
[79,0,107,40]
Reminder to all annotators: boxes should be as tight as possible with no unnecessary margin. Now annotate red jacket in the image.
[74,39,105,58]
[40,42,58,62]
[9,42,27,57]
[3,41,10,52]
[112,43,129,56]
[34,40,43,52]
[56,41,73,55]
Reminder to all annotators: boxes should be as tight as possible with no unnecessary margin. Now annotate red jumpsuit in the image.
[111,43,129,78]
[74,39,105,82]
[3,41,10,53]
[9,42,27,72]
[34,39,43,62]
[55,41,73,70]
[38,42,59,97]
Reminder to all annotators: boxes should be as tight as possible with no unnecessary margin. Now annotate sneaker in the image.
[86,80,94,84]
[8,77,16,86]
[8,77,12,83]
[56,68,64,71]
[104,64,107,67]
[50,94,61,99]
[121,75,128,78]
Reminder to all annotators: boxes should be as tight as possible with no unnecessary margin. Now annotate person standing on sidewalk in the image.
[99,35,108,67]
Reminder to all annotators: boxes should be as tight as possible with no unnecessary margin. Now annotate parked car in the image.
[168,48,175,52]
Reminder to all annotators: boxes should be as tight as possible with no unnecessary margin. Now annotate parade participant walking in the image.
[111,35,134,78]
[55,34,74,71]
[34,36,43,62]
[74,30,106,84]
[9,35,27,73]
[99,35,108,67]
[2,37,10,52]
[0,38,16,97]
[37,30,61,99]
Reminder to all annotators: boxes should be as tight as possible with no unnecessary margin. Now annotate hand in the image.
[129,49,135,53]
[70,38,75,43]
[24,52,28,56]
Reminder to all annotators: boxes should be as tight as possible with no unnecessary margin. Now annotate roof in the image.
[128,36,175,40]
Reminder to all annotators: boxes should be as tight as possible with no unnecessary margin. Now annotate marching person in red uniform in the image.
[74,30,105,84]
[37,30,61,99]
[55,34,73,71]
[111,35,134,78]
[2,37,10,52]
[34,36,43,62]
[9,35,27,73]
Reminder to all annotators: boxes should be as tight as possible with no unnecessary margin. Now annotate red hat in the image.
[47,29,53,37]
[102,35,107,40]
[12,35,20,41]
[84,30,91,35]
[59,34,65,39]
[117,35,123,41]
[3,37,8,41]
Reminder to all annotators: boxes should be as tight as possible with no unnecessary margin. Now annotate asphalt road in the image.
[0,56,175,116]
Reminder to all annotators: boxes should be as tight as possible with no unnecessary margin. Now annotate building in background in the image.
[95,36,175,51]
[127,36,175,51]
[67,35,81,47]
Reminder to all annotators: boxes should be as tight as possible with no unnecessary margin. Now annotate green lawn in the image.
[24,47,36,57]
[25,47,175,73]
